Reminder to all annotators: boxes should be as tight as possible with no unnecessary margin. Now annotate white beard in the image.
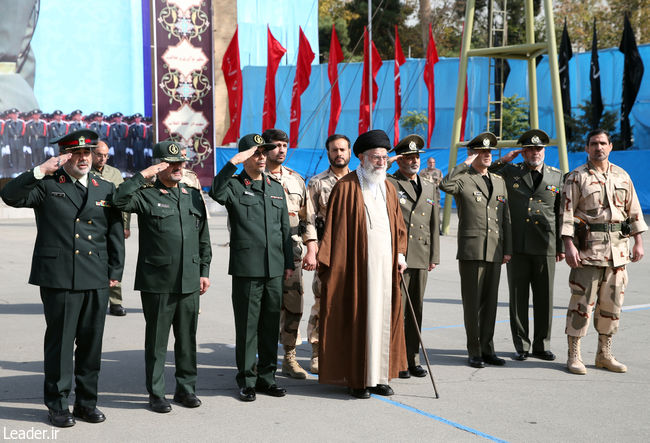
[361,161,387,185]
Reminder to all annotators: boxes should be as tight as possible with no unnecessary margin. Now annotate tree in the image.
[565,100,624,151]
[318,0,358,62]
[499,95,529,141]
[400,110,428,137]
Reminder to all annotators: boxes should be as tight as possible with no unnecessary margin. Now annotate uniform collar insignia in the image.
[59,175,66,184]
[91,178,98,187]
[398,191,406,198]
[159,189,169,195]
[243,178,251,186]
[266,176,271,185]
[181,187,188,194]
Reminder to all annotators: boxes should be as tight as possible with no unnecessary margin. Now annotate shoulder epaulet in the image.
[492,174,504,180]
[268,173,282,184]
[140,182,154,189]
[421,175,433,183]
[547,165,560,172]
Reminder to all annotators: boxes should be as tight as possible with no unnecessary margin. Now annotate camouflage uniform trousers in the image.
[280,257,304,346]
[306,272,321,344]
[566,265,628,337]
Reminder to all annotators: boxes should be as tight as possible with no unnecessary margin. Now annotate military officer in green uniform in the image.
[0,129,125,427]
[209,134,294,402]
[112,140,211,413]
[387,134,440,379]
[489,129,564,361]
[440,132,512,368]
[91,140,131,316]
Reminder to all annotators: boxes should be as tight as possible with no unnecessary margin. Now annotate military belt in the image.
[0,62,17,74]
[589,223,622,232]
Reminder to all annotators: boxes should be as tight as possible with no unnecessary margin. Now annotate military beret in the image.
[153,140,188,162]
[50,129,99,150]
[518,129,549,147]
[237,133,276,152]
[353,129,391,157]
[391,134,426,155]
[466,132,498,150]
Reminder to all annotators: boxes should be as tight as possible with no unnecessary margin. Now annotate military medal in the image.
[59,175,66,184]
[426,198,435,206]
[95,200,111,207]
[399,198,406,204]
[513,183,519,189]
[497,195,506,203]
[476,196,482,202]
[546,185,559,194]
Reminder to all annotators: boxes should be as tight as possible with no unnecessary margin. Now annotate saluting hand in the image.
[141,162,170,179]
[499,149,523,163]
[230,146,259,166]
[387,154,402,168]
[464,152,479,165]
[40,153,72,175]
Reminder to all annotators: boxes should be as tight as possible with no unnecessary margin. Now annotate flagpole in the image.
[368,0,373,130]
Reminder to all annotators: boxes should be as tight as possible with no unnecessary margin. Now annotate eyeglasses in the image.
[367,154,388,162]
[93,153,110,159]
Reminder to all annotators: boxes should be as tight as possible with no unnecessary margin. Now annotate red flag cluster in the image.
[358,27,383,134]
[393,25,406,146]
[221,26,242,145]
[289,27,315,147]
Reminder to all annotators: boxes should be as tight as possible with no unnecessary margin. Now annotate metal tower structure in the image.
[442,0,569,234]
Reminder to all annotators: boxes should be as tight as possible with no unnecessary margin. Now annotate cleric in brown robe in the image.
[317,129,408,399]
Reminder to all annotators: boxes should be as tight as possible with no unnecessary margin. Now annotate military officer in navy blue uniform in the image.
[4,108,26,173]
[108,112,129,170]
[210,134,294,402]
[25,109,47,166]
[67,110,86,133]
[387,135,440,378]
[88,112,109,142]
[489,129,564,361]
[0,129,125,427]
[47,110,69,158]
[112,140,211,413]
[128,113,147,171]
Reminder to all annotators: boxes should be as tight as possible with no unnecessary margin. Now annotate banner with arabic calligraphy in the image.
[152,0,214,186]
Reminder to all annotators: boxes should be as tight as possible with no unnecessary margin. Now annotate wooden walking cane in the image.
[400,278,440,399]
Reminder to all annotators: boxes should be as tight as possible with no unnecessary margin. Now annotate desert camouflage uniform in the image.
[181,168,209,219]
[269,166,307,346]
[304,166,349,344]
[560,162,647,337]
[420,166,443,202]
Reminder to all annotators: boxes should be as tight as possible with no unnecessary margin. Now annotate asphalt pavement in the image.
[1,207,649,442]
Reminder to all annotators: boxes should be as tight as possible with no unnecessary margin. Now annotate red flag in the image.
[221,27,243,145]
[328,24,344,136]
[358,27,382,134]
[393,25,406,146]
[262,27,287,131]
[423,24,439,148]
[289,27,315,148]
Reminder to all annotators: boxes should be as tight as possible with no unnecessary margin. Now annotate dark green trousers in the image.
[458,260,501,358]
[40,287,109,411]
[141,291,200,398]
[507,254,555,353]
[232,276,282,389]
[109,282,123,306]
[401,268,428,367]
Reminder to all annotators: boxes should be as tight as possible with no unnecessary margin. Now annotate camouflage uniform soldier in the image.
[262,129,309,379]
[302,134,351,373]
[561,129,646,375]
[420,157,443,229]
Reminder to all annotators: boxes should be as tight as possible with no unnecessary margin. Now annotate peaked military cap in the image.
[7,108,19,114]
[69,109,83,117]
[29,109,42,116]
[237,133,276,152]
[132,113,143,119]
[392,134,426,155]
[52,110,63,116]
[353,129,391,157]
[466,132,498,150]
[51,129,99,150]
[153,140,188,162]
[518,129,549,147]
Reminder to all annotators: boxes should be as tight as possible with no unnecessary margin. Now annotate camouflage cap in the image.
[391,134,426,155]
[237,133,276,152]
[466,132,498,150]
[153,140,188,162]
[518,129,550,147]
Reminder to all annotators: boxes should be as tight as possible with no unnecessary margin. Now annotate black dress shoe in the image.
[531,350,556,361]
[149,395,172,413]
[48,409,75,428]
[239,387,256,402]
[409,365,428,377]
[468,357,485,368]
[513,351,529,361]
[398,370,411,379]
[482,354,506,366]
[72,405,106,423]
[368,384,394,396]
[109,304,127,316]
[349,388,370,399]
[256,384,286,397]
[173,392,202,408]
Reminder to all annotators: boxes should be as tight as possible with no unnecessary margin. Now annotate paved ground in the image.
[1,208,649,442]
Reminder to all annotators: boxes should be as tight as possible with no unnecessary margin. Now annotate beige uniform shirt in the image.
[92,164,130,230]
[420,167,443,186]
[304,167,350,243]
[560,162,647,267]
[269,165,307,258]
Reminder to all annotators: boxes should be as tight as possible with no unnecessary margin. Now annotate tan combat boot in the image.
[595,334,627,373]
[282,345,307,379]
[567,335,587,375]
[310,342,319,374]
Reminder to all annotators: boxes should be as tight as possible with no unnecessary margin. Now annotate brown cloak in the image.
[317,172,407,389]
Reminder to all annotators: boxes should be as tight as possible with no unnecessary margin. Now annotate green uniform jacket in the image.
[0,169,125,289]
[489,161,563,256]
[388,171,440,268]
[112,173,211,294]
[209,162,293,278]
[440,163,512,262]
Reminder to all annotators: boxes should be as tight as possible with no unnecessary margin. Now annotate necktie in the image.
[75,181,87,202]
[410,179,421,198]
[530,170,542,190]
